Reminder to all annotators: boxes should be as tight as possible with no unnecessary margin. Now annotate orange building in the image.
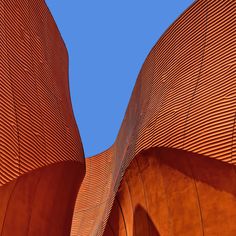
[0,1,85,235]
[71,0,236,235]
[0,0,236,236]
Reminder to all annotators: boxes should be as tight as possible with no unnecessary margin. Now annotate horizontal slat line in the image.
[71,0,236,235]
[0,0,84,185]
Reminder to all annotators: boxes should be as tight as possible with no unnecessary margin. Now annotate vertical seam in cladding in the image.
[183,0,208,150]
[0,180,17,236]
[183,2,209,235]
[184,0,208,236]
[188,155,205,236]
[25,173,42,236]
[116,196,128,236]
[158,154,174,236]
[27,0,47,166]
[123,178,134,235]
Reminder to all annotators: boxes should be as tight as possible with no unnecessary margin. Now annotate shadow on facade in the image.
[105,146,236,235]
[133,204,160,236]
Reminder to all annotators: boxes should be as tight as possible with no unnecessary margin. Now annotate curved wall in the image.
[0,0,235,235]
[104,147,236,235]
[71,0,236,235]
[0,0,84,186]
[0,0,85,235]
[0,161,84,236]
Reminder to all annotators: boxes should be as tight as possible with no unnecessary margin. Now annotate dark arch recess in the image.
[104,147,236,236]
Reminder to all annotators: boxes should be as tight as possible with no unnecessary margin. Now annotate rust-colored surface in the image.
[0,0,236,235]
[104,147,236,235]
[0,161,84,236]
[0,0,84,186]
[71,0,236,235]
[0,0,85,235]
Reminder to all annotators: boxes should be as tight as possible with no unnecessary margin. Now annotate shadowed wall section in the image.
[104,147,236,235]
[0,161,84,236]
[71,0,236,235]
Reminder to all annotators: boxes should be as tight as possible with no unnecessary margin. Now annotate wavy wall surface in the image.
[0,0,84,185]
[0,0,235,235]
[71,0,236,235]
[0,0,85,235]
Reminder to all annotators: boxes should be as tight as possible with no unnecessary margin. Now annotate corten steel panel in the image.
[0,161,85,236]
[0,0,236,235]
[104,148,236,236]
[0,0,85,235]
[71,0,236,235]
[0,0,84,186]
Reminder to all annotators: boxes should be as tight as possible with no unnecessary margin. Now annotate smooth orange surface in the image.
[104,147,236,235]
[0,161,85,236]
[0,0,236,235]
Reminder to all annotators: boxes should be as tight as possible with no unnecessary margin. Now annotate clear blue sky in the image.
[45,0,194,157]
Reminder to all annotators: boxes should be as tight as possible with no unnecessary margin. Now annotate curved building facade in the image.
[0,0,235,236]
[71,0,236,235]
[0,1,85,235]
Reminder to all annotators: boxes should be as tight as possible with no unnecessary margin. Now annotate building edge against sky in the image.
[0,1,235,236]
[71,1,236,235]
[45,0,195,157]
[0,1,85,235]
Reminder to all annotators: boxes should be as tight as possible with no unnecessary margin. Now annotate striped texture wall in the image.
[71,0,236,235]
[0,0,84,186]
[0,0,235,235]
[0,0,85,235]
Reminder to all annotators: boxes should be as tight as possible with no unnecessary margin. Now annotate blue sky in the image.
[45,0,194,157]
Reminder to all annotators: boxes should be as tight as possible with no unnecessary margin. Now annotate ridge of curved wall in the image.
[71,0,236,235]
[0,0,235,235]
